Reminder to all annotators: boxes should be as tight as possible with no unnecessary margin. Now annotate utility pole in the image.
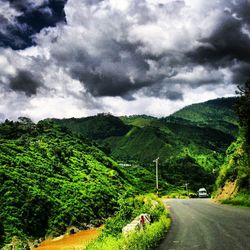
[185,183,189,197]
[153,157,159,196]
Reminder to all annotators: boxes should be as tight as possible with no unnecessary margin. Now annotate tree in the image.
[236,80,250,145]
[0,222,4,245]
[18,117,33,124]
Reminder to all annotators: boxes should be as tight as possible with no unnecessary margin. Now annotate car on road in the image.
[198,188,208,198]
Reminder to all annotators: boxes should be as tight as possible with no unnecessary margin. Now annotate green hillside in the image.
[51,98,238,165]
[105,122,233,167]
[166,97,238,136]
[49,97,239,192]
[214,135,250,206]
[0,119,163,248]
[50,113,131,140]
[106,98,238,169]
[120,115,157,128]
[214,83,250,206]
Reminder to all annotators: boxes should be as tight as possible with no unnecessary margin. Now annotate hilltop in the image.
[50,113,131,140]
[166,97,238,136]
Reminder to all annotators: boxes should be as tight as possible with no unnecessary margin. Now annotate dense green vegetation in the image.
[120,115,157,128]
[51,98,239,194]
[50,113,131,140]
[235,80,250,145]
[0,95,246,249]
[167,97,238,136]
[214,83,250,206]
[214,134,250,206]
[162,156,214,192]
[86,194,170,250]
[0,120,163,248]
[215,137,248,190]
[49,98,238,165]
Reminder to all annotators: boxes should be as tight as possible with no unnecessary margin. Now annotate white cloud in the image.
[0,1,21,25]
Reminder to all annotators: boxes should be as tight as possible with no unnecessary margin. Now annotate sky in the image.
[0,0,249,121]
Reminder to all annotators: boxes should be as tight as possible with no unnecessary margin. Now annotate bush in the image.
[0,121,138,245]
[125,215,170,250]
[220,190,250,207]
[86,194,171,250]
[85,236,123,250]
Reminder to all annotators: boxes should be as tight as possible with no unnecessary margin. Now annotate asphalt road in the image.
[158,199,250,250]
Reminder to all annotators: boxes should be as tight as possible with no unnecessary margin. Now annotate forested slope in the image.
[0,120,160,248]
[50,98,239,192]
[51,98,238,166]
[167,97,238,136]
[0,96,244,248]
[214,83,250,206]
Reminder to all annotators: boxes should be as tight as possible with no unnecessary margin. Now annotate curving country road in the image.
[158,199,250,250]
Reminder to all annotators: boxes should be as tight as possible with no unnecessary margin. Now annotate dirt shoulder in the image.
[35,228,100,250]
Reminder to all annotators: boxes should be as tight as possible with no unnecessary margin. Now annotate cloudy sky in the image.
[0,0,249,121]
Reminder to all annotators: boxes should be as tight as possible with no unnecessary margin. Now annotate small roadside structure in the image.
[122,213,151,236]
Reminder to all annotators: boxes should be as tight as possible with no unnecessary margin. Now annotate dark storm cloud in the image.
[0,0,67,49]
[52,36,163,98]
[165,91,183,100]
[186,0,250,85]
[2,0,250,103]
[48,0,250,99]
[9,70,42,96]
[2,0,249,120]
[141,81,184,101]
[231,62,250,84]
[146,88,184,100]
[78,73,144,97]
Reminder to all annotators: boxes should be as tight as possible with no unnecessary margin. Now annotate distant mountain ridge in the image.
[46,97,239,192]
[50,113,131,140]
[49,97,238,164]
[165,97,238,136]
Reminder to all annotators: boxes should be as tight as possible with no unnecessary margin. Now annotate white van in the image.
[198,188,208,198]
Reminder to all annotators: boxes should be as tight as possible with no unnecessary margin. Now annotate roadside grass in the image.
[124,214,170,250]
[161,185,190,199]
[219,190,250,207]
[163,192,190,199]
[162,188,198,199]
[85,194,171,250]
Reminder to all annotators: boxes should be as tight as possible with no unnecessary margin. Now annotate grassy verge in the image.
[85,194,171,250]
[219,190,250,207]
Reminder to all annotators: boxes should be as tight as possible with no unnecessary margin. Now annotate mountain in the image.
[0,97,245,248]
[165,97,238,136]
[120,115,157,128]
[118,97,238,161]
[50,113,131,140]
[48,97,239,192]
[50,98,238,164]
[0,120,164,247]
